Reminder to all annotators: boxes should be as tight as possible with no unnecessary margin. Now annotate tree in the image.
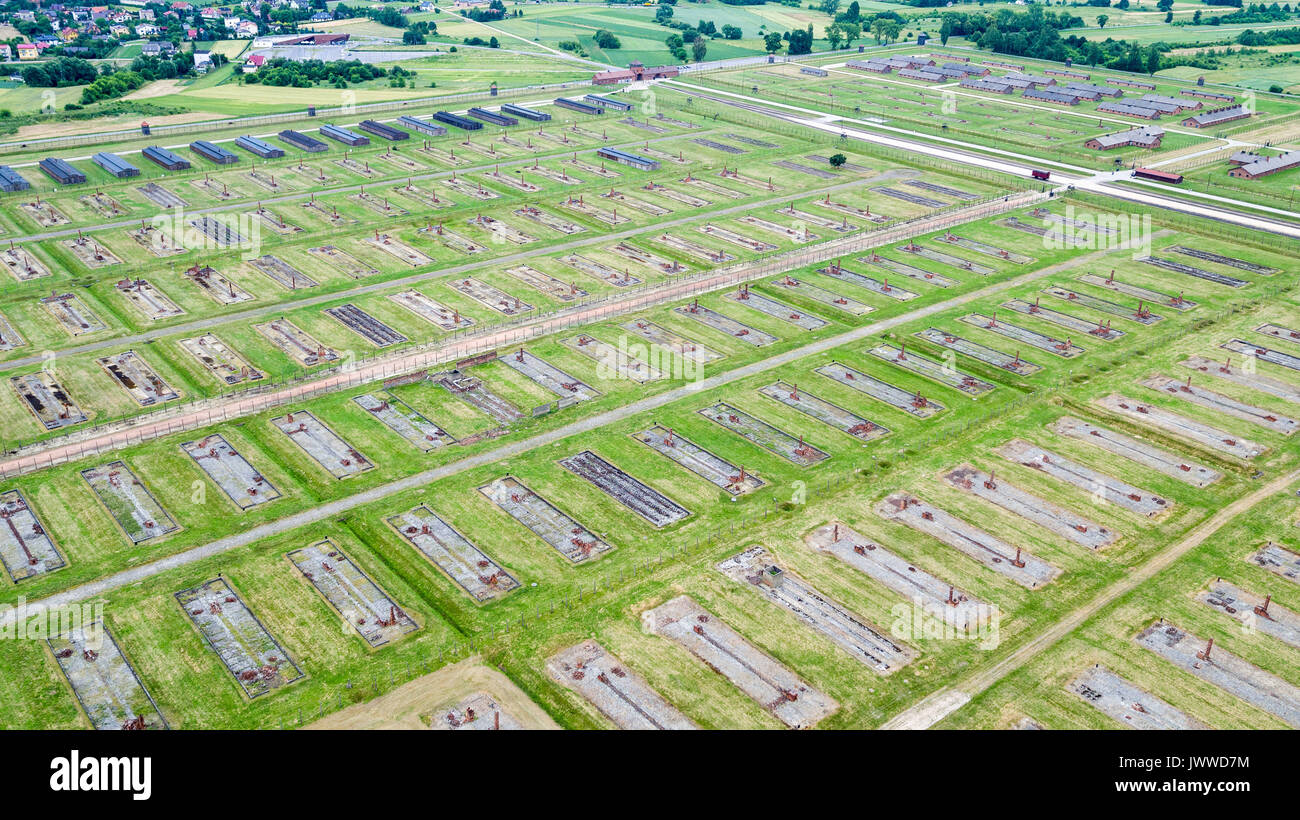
[826,23,844,50]
[828,153,847,167]
[841,1,861,22]
[871,18,886,43]
[593,29,621,49]
[764,32,784,54]
[1145,45,1161,73]
[841,22,860,47]
[691,34,707,62]
[881,20,902,43]
[1096,13,1109,28]
[403,29,426,45]
[940,18,954,45]
[1157,0,1173,10]
[820,0,840,15]
[786,26,813,55]
[721,25,742,40]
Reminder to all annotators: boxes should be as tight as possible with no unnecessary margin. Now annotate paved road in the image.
[5,209,1136,621]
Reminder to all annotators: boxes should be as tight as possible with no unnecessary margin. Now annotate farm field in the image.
[0,32,1296,746]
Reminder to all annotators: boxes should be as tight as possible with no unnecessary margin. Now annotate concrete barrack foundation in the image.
[943,464,1116,549]
[643,595,837,728]
[548,641,696,730]
[816,362,945,418]
[288,539,417,648]
[1136,622,1300,728]
[183,434,280,511]
[387,505,519,603]
[175,578,302,698]
[1050,416,1220,486]
[253,318,338,367]
[271,410,373,479]
[478,476,611,563]
[877,493,1060,588]
[354,393,455,451]
[633,425,764,495]
[718,546,915,674]
[1096,394,1266,459]
[997,438,1169,517]
[0,489,64,582]
[759,380,889,441]
[82,460,178,544]
[700,401,829,466]
[1199,581,1300,649]
[48,622,167,730]
[560,450,690,527]
[673,303,777,346]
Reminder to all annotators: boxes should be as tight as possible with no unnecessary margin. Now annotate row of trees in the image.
[247,58,387,89]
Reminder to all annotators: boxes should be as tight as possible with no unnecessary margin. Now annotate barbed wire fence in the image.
[0,187,1048,478]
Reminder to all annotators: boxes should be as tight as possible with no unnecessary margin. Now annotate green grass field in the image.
[0,45,1297,733]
